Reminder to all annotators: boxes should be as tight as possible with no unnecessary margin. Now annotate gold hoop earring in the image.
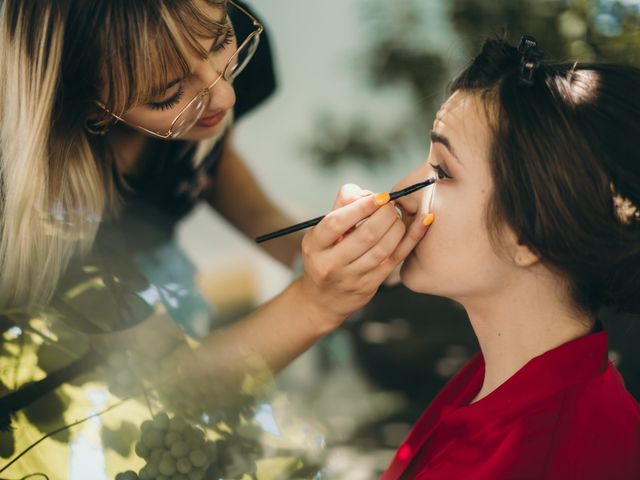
[84,119,111,135]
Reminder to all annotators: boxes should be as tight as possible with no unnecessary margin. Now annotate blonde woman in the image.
[0,0,431,399]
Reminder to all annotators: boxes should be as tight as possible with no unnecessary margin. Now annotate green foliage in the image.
[305,0,640,169]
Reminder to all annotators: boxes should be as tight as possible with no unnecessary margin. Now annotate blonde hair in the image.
[0,0,227,311]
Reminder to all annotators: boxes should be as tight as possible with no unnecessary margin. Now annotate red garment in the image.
[382,330,640,479]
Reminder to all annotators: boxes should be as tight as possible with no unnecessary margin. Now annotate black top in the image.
[51,1,277,334]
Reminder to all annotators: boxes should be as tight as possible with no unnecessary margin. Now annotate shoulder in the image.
[542,364,640,479]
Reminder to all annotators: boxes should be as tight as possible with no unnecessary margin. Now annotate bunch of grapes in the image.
[115,412,214,480]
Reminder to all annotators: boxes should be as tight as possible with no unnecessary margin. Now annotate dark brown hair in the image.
[450,36,640,315]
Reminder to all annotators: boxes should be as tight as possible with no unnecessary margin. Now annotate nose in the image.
[195,53,237,112]
[205,73,236,112]
[392,163,432,219]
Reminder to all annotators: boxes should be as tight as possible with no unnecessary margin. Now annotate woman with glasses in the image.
[0,0,426,414]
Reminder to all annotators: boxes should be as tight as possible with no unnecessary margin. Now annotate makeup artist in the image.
[0,0,431,390]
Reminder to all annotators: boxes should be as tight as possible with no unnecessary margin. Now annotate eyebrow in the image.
[430,130,462,164]
[152,15,231,97]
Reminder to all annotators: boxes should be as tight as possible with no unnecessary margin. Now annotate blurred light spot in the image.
[397,444,412,461]
[254,403,281,436]
[360,322,388,344]
[608,349,621,366]
[360,318,411,344]
[558,10,587,39]
[6,326,22,340]
[435,345,469,378]
[387,318,410,340]
[594,13,622,36]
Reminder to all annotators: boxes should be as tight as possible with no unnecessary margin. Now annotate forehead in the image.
[432,91,492,164]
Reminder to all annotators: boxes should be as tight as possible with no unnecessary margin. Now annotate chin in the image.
[400,255,424,292]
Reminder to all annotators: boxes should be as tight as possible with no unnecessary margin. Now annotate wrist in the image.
[288,277,345,336]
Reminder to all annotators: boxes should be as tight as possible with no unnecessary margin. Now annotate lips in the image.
[196,110,226,128]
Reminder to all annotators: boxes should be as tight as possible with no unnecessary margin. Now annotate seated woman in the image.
[382,36,640,479]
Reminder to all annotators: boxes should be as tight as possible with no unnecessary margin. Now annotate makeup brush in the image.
[255,177,436,243]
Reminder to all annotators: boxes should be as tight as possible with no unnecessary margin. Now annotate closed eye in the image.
[212,27,235,53]
[429,163,453,180]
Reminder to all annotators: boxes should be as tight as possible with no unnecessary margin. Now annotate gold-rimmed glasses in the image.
[97,0,263,139]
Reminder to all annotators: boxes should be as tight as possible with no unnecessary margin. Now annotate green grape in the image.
[159,455,177,476]
[151,448,165,462]
[153,412,171,431]
[134,441,150,459]
[156,476,170,480]
[187,469,206,480]
[145,458,159,478]
[140,420,155,433]
[164,431,181,448]
[188,449,207,468]
[137,465,151,480]
[115,471,139,480]
[170,441,189,459]
[172,474,189,480]
[176,457,193,474]
[141,428,164,449]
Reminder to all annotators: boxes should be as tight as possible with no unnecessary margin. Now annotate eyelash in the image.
[429,162,453,180]
[213,29,234,52]
[149,85,184,111]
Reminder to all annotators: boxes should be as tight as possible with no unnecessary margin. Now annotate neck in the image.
[460,269,594,403]
[107,125,158,176]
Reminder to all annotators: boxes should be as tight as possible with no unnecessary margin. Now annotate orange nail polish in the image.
[374,192,390,206]
[423,213,435,226]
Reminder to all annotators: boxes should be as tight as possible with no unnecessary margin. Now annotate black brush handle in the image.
[255,177,436,243]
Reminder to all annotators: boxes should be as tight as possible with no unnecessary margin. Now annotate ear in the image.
[513,240,540,267]
[503,226,540,267]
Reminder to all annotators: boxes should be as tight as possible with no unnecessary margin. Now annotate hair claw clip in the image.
[517,35,544,86]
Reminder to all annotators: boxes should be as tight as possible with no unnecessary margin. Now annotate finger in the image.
[311,192,390,248]
[354,215,433,291]
[349,216,405,273]
[332,184,374,210]
[331,203,400,265]
[387,214,433,267]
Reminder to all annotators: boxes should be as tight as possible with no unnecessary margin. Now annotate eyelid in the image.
[429,162,453,180]
[211,25,234,52]
[148,84,184,110]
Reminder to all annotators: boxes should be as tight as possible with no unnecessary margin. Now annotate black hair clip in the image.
[517,35,544,86]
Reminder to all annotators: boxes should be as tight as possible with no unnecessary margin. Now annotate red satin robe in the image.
[382,330,640,479]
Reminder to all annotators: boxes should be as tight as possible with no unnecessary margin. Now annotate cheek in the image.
[400,186,503,296]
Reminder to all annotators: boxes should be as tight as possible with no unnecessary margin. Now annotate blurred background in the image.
[2,1,640,479]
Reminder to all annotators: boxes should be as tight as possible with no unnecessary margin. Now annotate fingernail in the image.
[359,190,374,197]
[423,213,435,226]
[374,192,390,206]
